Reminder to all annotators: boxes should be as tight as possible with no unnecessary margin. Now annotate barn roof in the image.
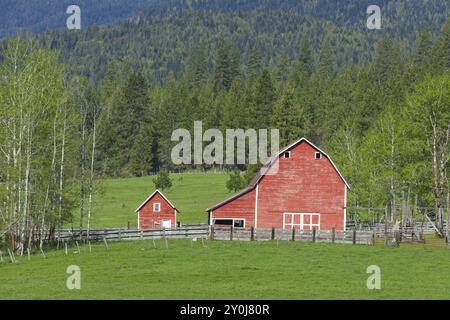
[205,137,349,212]
[135,189,178,213]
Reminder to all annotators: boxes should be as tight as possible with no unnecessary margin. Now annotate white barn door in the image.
[283,213,320,230]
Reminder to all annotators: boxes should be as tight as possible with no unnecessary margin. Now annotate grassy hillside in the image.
[1,240,449,299]
[75,172,231,229]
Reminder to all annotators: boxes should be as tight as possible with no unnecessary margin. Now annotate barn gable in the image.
[136,189,178,230]
[135,189,177,212]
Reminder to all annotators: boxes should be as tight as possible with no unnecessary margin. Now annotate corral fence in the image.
[346,221,448,234]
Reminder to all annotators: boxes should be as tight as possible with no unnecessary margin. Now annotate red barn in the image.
[135,189,178,229]
[206,137,349,231]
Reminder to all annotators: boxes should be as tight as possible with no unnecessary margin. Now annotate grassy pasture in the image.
[74,173,231,229]
[0,239,449,299]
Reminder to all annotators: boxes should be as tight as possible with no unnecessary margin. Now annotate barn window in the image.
[214,219,232,226]
[284,151,291,159]
[233,219,245,228]
[213,219,245,228]
[315,152,322,159]
[153,203,161,212]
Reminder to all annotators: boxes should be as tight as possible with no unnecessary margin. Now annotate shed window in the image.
[315,152,322,159]
[284,151,291,159]
[153,202,161,212]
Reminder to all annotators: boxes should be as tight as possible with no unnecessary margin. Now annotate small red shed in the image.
[206,137,350,231]
[135,189,178,229]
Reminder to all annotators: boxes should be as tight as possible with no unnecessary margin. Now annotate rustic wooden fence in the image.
[210,227,374,245]
[53,225,209,242]
[47,226,374,245]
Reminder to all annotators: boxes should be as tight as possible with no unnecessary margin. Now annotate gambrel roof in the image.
[206,137,349,212]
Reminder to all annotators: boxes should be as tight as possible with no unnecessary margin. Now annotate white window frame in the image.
[284,151,291,159]
[153,202,161,212]
[283,213,320,230]
[212,218,246,228]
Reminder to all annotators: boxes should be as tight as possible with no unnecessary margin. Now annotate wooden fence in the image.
[48,226,374,245]
[210,227,374,245]
[53,226,209,242]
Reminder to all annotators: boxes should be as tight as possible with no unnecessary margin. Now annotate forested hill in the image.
[0,0,165,38]
[15,0,448,84]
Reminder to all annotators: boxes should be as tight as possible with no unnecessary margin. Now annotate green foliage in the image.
[226,170,244,192]
[153,170,173,191]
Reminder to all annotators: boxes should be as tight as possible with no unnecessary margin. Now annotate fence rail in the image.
[51,226,209,242]
[46,226,375,245]
[211,227,374,245]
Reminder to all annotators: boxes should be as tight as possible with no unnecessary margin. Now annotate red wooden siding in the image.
[208,138,347,231]
[211,189,256,228]
[138,192,176,229]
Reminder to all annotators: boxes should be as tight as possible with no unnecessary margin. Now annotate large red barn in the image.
[206,138,349,231]
[136,189,178,229]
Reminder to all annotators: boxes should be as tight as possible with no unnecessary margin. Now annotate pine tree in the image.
[270,84,309,146]
[247,45,262,82]
[213,41,239,93]
[252,70,276,129]
[428,21,450,74]
[275,53,289,84]
[187,45,208,88]
[317,37,335,78]
[413,28,433,69]
[290,36,313,86]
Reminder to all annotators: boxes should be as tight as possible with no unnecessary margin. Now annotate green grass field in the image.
[1,240,449,299]
[75,173,232,229]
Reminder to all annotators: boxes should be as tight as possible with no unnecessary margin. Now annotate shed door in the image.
[162,220,172,229]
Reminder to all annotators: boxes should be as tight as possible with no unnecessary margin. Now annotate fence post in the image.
[119,229,122,241]
[352,229,356,245]
[250,226,255,241]
[372,230,375,246]
[271,227,275,240]
[446,231,449,249]
[332,228,335,244]
[291,228,295,241]
[312,228,316,243]
[230,226,234,241]
[384,205,388,246]
[210,225,215,241]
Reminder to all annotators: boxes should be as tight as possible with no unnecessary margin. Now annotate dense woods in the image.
[0,0,449,253]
